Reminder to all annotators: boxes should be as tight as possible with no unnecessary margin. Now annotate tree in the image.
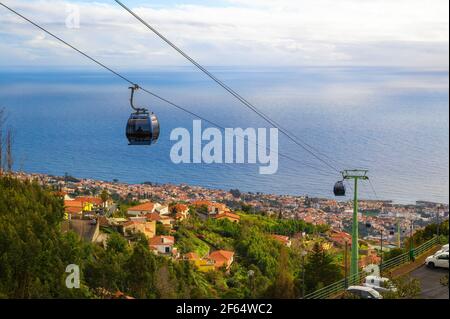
[266,247,295,298]
[304,242,342,294]
[106,232,129,254]
[125,243,157,298]
[100,189,110,208]
[0,176,90,298]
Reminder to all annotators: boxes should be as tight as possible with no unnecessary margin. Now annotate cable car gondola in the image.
[126,85,160,145]
[333,181,346,196]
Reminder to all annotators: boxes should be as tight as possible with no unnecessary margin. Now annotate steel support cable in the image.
[114,0,343,174]
[368,178,380,201]
[0,1,334,177]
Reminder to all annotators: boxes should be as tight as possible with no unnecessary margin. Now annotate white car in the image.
[363,275,397,293]
[425,252,449,269]
[346,286,383,299]
[435,244,449,255]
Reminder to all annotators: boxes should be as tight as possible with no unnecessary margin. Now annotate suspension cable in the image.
[0,1,334,177]
[114,0,342,173]
[368,178,380,201]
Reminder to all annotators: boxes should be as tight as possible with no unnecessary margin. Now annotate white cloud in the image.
[0,0,448,68]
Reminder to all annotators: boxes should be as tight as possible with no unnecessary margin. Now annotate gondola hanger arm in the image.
[129,84,147,112]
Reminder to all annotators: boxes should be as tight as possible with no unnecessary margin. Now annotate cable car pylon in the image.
[334,169,369,281]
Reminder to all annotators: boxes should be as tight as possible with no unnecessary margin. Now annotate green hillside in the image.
[0,176,342,299]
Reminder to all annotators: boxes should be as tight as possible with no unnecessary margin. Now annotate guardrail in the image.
[303,236,440,299]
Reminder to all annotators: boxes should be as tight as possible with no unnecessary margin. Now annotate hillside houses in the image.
[64,199,83,218]
[127,202,155,216]
[122,220,156,239]
[149,236,177,256]
[144,213,175,229]
[75,196,107,208]
[329,230,352,247]
[11,171,449,283]
[209,250,235,271]
[171,204,190,221]
[185,250,235,272]
[184,252,216,272]
[192,200,230,216]
[127,202,169,217]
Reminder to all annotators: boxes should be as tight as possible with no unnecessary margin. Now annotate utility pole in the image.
[380,230,383,277]
[397,217,401,248]
[409,219,415,261]
[436,205,441,238]
[342,169,369,279]
[344,241,349,288]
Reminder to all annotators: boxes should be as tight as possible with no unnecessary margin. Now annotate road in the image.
[68,219,99,242]
[410,265,449,299]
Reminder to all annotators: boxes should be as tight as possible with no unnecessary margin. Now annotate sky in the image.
[0,0,448,69]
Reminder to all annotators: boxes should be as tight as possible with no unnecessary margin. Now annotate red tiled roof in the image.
[128,202,155,212]
[76,196,103,205]
[64,200,83,208]
[144,212,163,221]
[209,250,234,268]
[148,236,175,246]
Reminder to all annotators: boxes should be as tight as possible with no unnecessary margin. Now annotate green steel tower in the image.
[342,170,369,279]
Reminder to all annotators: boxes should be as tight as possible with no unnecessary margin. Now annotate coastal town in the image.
[11,171,448,271]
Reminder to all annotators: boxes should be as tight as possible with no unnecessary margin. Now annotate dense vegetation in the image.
[0,176,342,299]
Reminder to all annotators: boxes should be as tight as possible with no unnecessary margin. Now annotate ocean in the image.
[0,67,448,204]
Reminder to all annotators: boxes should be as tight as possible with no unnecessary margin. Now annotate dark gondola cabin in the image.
[126,111,160,145]
[125,85,160,146]
[333,181,346,196]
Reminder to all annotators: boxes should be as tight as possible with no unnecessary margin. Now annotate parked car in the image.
[346,286,383,299]
[425,252,449,269]
[363,275,397,293]
[435,244,449,255]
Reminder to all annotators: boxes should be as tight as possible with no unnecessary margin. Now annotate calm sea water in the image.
[0,67,448,204]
